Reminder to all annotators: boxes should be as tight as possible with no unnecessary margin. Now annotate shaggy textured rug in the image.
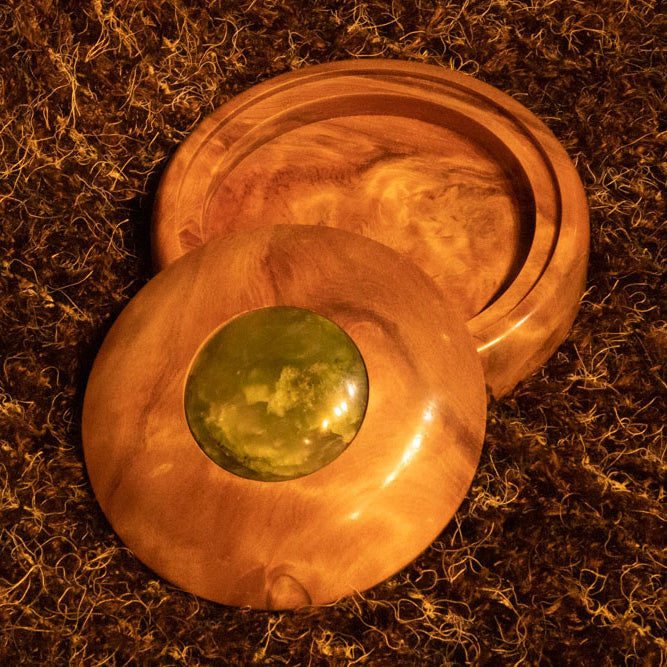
[1,1,665,664]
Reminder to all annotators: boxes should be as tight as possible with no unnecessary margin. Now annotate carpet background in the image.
[1,1,665,664]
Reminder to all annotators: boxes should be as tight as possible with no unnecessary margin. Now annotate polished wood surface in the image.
[152,60,589,397]
[82,225,487,609]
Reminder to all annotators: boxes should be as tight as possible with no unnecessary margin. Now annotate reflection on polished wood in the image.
[152,59,589,398]
[82,226,486,609]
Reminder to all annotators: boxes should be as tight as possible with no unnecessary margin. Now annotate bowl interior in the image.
[196,95,536,321]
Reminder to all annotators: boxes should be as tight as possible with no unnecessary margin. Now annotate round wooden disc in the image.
[152,59,589,398]
[82,225,486,609]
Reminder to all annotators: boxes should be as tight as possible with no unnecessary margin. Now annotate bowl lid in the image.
[82,225,486,608]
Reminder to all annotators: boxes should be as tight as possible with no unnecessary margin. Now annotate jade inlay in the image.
[184,306,369,481]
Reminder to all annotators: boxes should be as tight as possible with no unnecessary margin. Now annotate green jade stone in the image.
[184,306,369,481]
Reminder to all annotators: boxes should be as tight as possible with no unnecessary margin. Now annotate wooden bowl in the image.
[152,60,589,398]
[82,225,486,609]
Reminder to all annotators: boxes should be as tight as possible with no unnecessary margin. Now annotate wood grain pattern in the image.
[201,115,526,321]
[152,60,589,398]
[82,225,487,609]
